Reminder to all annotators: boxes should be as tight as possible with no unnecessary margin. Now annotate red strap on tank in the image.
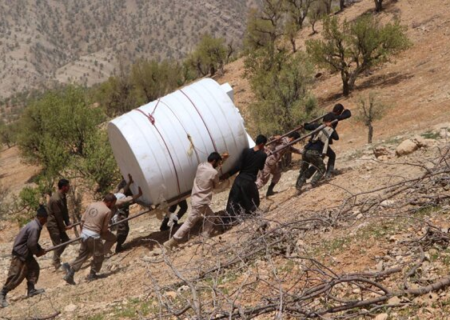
[134,108,181,195]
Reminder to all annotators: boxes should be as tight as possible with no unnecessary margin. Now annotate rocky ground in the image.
[1,124,449,319]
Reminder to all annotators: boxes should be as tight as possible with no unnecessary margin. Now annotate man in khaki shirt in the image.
[62,193,117,284]
[163,152,228,251]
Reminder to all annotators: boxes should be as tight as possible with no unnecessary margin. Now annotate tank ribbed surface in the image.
[108,78,252,206]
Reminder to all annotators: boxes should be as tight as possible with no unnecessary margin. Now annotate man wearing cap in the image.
[0,206,48,308]
[46,178,72,270]
[62,193,117,284]
[111,174,143,253]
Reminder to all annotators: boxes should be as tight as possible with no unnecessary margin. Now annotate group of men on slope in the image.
[0,103,350,308]
[162,103,351,250]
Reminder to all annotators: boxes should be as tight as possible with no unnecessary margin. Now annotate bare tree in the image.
[356,93,388,144]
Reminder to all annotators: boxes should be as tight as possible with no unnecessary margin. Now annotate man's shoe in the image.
[27,288,45,297]
[160,217,170,231]
[62,263,70,274]
[53,262,61,271]
[266,183,276,197]
[86,271,99,282]
[27,283,45,298]
[163,238,179,252]
[63,264,76,285]
[0,288,8,308]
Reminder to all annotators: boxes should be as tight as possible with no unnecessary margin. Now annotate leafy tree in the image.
[14,177,53,226]
[283,0,316,30]
[93,73,137,117]
[308,1,326,35]
[186,34,228,77]
[355,93,388,143]
[131,59,183,104]
[306,15,411,96]
[74,130,120,193]
[321,0,333,14]
[283,0,317,51]
[244,1,285,55]
[0,121,18,148]
[17,85,104,176]
[245,49,317,135]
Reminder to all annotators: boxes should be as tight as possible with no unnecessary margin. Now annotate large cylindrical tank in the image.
[108,78,253,207]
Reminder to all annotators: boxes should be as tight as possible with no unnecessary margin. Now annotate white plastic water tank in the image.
[108,78,254,207]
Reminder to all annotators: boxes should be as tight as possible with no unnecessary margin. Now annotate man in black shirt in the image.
[296,114,339,195]
[224,135,268,222]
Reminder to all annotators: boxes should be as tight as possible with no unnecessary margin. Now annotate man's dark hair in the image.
[208,152,223,163]
[288,131,300,140]
[333,103,344,115]
[255,135,268,145]
[36,205,48,218]
[103,193,117,203]
[323,113,336,123]
[58,179,70,190]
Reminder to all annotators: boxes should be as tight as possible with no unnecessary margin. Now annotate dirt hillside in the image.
[1,0,450,319]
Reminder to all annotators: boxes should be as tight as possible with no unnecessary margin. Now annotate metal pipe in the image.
[45,208,154,252]
[265,114,325,147]
[269,119,338,155]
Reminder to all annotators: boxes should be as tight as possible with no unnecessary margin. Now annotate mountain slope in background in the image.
[0,0,258,100]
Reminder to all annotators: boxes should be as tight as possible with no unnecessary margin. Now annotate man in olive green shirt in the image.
[46,179,73,270]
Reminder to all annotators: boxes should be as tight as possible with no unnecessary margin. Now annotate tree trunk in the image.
[374,0,383,12]
[209,64,216,76]
[368,124,373,144]
[348,71,359,93]
[342,74,350,96]
[290,37,297,53]
[339,0,345,11]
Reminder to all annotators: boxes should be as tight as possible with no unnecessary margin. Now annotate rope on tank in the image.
[159,100,201,164]
[179,89,224,176]
[179,89,218,153]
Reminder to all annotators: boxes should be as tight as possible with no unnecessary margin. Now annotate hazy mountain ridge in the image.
[0,0,258,100]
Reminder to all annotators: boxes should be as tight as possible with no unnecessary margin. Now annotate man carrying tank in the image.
[163,152,228,251]
[62,193,117,284]
[295,113,339,195]
[112,174,143,253]
[256,132,302,197]
[46,178,73,271]
[0,206,48,308]
[224,135,268,222]
[159,200,188,232]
